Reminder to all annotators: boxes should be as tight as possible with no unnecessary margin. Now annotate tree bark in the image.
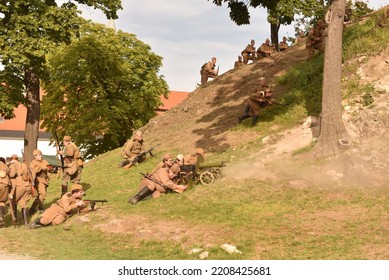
[270,22,280,52]
[316,0,349,156]
[23,66,40,164]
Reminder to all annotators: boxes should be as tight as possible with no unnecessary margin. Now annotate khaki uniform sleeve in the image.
[61,195,79,213]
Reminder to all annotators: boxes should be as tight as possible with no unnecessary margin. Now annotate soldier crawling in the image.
[238,77,273,125]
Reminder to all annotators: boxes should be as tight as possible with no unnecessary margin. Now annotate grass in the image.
[1,14,389,260]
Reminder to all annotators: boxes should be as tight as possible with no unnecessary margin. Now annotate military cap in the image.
[33,149,42,156]
[63,135,72,141]
[71,183,83,192]
[163,153,173,161]
[135,131,142,137]
[11,154,19,160]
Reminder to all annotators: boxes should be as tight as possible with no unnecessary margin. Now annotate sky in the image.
[78,0,389,92]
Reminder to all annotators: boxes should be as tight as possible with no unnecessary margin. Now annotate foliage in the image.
[0,0,122,161]
[41,22,169,159]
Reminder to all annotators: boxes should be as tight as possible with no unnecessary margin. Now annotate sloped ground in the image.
[142,42,310,154]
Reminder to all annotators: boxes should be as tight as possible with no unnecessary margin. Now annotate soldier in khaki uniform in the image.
[241,40,256,64]
[306,19,326,56]
[238,77,273,125]
[59,135,83,196]
[279,37,289,51]
[200,57,218,84]
[0,157,10,227]
[184,147,205,165]
[28,183,91,228]
[234,56,244,69]
[257,39,275,59]
[119,131,146,169]
[8,154,32,225]
[29,149,50,215]
[128,154,187,205]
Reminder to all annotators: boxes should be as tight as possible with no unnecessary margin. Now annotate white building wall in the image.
[0,139,56,157]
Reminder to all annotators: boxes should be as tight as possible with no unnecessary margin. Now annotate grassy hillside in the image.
[1,9,389,260]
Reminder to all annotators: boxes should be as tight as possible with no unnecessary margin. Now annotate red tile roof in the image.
[1,91,189,131]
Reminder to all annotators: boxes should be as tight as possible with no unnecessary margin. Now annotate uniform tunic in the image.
[0,162,10,207]
[62,142,82,185]
[40,193,87,226]
[9,161,31,208]
[30,158,49,203]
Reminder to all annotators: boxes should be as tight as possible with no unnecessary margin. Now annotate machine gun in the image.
[83,199,108,210]
[177,161,226,186]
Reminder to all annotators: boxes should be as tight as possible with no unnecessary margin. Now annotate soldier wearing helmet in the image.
[59,135,83,197]
[29,149,50,215]
[238,77,273,125]
[128,154,187,205]
[28,183,91,229]
[184,147,205,165]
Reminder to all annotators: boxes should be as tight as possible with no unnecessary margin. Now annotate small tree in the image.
[41,23,168,159]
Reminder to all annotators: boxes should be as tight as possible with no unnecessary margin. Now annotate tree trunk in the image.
[23,66,40,164]
[270,22,280,52]
[316,0,349,156]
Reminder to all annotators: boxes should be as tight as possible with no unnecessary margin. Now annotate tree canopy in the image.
[41,22,169,159]
[0,0,122,162]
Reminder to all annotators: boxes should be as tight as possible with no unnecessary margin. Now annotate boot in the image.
[238,113,250,124]
[38,200,44,214]
[0,206,4,227]
[28,218,44,229]
[12,202,17,224]
[29,199,39,216]
[128,187,153,205]
[22,207,28,226]
[251,115,259,125]
[61,185,68,197]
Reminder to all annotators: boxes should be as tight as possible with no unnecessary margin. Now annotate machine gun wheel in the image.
[199,171,215,185]
[209,168,222,177]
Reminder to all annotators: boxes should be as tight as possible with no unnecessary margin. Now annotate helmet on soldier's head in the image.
[63,135,71,141]
[33,149,42,156]
[195,147,205,155]
[71,183,83,192]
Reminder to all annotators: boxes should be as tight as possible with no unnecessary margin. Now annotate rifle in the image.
[140,172,169,192]
[7,197,17,226]
[270,100,287,106]
[52,132,65,175]
[83,199,108,211]
[130,143,161,165]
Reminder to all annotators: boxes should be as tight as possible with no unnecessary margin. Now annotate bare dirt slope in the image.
[142,38,389,188]
[143,42,310,154]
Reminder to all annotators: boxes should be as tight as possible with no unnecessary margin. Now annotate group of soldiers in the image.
[119,131,205,205]
[0,135,92,229]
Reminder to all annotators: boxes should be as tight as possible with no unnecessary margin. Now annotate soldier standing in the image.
[0,157,10,227]
[128,154,187,205]
[8,154,32,225]
[119,131,146,169]
[29,149,50,215]
[28,183,91,228]
[200,57,218,84]
[238,77,273,125]
[59,135,83,197]
[241,40,256,64]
